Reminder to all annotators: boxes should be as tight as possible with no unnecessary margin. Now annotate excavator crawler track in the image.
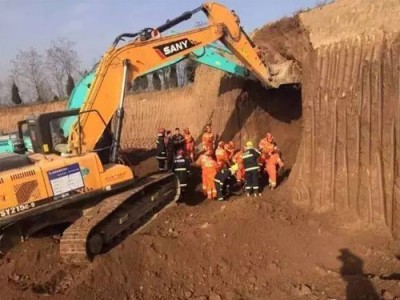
[60,172,179,265]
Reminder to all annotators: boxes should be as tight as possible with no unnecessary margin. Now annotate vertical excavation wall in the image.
[289,0,400,237]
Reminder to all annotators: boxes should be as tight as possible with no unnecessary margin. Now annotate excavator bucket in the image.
[269,60,302,86]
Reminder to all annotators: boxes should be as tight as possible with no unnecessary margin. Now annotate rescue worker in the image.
[202,125,215,151]
[214,164,239,201]
[259,132,278,154]
[197,150,218,200]
[215,141,229,167]
[172,127,185,154]
[172,148,191,193]
[224,141,235,161]
[264,148,285,190]
[165,130,174,171]
[232,147,245,184]
[156,128,167,171]
[183,127,195,162]
[242,141,261,197]
[196,151,209,196]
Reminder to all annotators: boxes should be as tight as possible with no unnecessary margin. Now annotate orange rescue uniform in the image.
[224,142,235,161]
[259,138,277,154]
[199,156,218,199]
[202,132,214,151]
[215,147,229,167]
[184,132,195,160]
[232,150,245,182]
[263,152,284,188]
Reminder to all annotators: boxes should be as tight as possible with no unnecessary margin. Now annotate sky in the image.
[0,0,319,81]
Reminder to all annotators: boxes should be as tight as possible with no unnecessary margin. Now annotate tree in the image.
[161,68,169,89]
[169,65,178,88]
[11,48,51,102]
[47,38,80,98]
[131,78,140,92]
[152,72,162,91]
[138,75,149,90]
[0,80,5,105]
[66,74,75,96]
[184,60,198,83]
[11,82,23,105]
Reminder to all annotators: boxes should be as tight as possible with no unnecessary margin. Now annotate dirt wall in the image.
[122,67,302,166]
[0,66,302,167]
[289,0,400,237]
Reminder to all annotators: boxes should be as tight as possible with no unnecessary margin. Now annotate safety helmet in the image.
[158,127,165,134]
[218,141,225,147]
[229,163,239,174]
[246,141,254,148]
[266,132,274,142]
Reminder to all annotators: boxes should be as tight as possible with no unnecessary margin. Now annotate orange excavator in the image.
[0,2,276,263]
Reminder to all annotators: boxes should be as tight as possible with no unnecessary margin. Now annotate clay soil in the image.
[1,1,400,299]
[1,153,399,300]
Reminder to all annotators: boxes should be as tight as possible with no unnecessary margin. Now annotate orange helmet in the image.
[218,141,225,148]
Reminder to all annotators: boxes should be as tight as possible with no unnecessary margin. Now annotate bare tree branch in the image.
[46,37,80,99]
[11,48,51,102]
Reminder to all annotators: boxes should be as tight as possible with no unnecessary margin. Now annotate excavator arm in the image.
[70,2,273,155]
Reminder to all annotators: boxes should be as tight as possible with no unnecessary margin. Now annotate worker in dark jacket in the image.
[214,163,239,201]
[172,149,191,193]
[172,127,185,154]
[165,130,175,171]
[241,141,261,197]
[156,128,167,171]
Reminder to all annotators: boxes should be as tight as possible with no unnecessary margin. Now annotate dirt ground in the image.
[1,1,400,299]
[1,154,399,300]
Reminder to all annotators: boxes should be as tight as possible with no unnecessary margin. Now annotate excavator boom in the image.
[70,2,273,154]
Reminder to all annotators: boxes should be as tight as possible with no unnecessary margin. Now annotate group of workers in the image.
[156,125,285,201]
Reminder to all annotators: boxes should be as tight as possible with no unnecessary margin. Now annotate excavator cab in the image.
[25,109,80,155]
[24,109,114,165]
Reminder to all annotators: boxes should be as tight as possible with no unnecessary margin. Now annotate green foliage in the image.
[152,72,162,91]
[169,65,178,88]
[66,74,75,96]
[185,60,198,83]
[11,82,23,105]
